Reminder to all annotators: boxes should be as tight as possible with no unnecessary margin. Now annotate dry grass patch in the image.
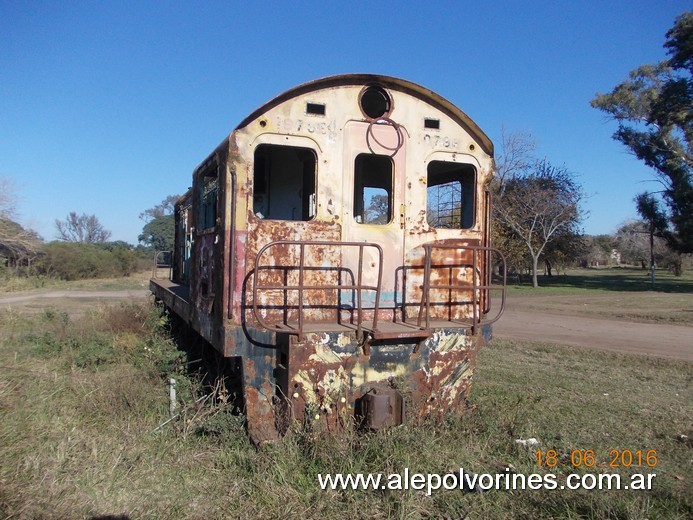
[1,301,691,519]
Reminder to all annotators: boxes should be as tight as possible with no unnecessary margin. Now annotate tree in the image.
[0,177,41,267]
[139,194,179,222]
[139,214,175,251]
[493,159,584,287]
[495,127,536,192]
[0,177,16,218]
[591,12,693,253]
[579,235,616,267]
[55,212,112,243]
[613,219,675,270]
[635,192,670,281]
[138,196,178,251]
[0,218,42,268]
[542,231,586,275]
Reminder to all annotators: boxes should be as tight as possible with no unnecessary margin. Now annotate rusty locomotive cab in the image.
[150,74,506,443]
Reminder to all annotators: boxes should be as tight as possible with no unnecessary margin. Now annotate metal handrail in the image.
[416,244,506,332]
[252,240,383,340]
[152,250,173,280]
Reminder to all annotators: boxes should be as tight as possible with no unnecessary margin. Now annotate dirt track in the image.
[1,289,691,362]
[493,306,693,362]
[0,290,149,305]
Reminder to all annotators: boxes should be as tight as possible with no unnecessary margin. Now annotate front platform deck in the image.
[150,278,192,323]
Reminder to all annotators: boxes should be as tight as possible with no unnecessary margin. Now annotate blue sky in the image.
[1,1,690,244]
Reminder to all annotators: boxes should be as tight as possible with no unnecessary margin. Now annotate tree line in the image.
[495,12,691,285]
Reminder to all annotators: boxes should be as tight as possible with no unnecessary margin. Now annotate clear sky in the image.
[1,1,690,244]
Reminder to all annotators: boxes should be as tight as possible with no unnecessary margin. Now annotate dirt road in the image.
[493,306,693,362]
[1,289,691,361]
[0,290,149,305]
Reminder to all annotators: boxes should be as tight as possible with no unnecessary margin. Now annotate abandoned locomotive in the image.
[150,74,506,443]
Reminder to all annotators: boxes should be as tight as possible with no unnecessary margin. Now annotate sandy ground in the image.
[493,304,693,362]
[1,289,691,362]
[0,289,149,305]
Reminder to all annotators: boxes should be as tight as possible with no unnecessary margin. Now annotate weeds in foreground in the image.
[0,302,691,519]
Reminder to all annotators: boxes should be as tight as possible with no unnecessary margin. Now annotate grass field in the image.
[508,266,693,295]
[0,269,691,519]
[0,269,152,293]
[505,267,693,326]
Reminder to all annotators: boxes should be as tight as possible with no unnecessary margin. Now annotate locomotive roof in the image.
[234,73,493,156]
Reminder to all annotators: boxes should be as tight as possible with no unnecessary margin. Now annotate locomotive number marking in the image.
[278,117,337,138]
[423,134,459,149]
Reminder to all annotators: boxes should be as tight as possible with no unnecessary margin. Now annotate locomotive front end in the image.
[152,74,506,443]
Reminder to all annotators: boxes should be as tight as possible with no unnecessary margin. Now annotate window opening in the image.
[306,102,326,115]
[424,118,440,129]
[353,153,392,225]
[426,161,475,229]
[253,144,316,221]
[198,167,218,230]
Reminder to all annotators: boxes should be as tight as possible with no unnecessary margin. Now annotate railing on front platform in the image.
[251,240,506,342]
[415,244,506,334]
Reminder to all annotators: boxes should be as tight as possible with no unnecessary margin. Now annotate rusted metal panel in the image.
[360,389,405,430]
[243,221,342,329]
[268,327,485,432]
[228,321,493,443]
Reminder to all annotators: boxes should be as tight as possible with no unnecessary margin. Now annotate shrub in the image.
[34,241,136,280]
[97,241,139,276]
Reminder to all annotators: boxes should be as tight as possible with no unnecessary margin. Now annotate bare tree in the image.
[614,219,671,267]
[0,177,41,267]
[0,177,18,218]
[55,212,112,243]
[495,127,536,192]
[494,159,584,287]
[139,195,180,222]
[0,218,41,266]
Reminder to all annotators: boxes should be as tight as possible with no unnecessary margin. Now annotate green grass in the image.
[507,266,693,295]
[502,266,693,326]
[1,300,691,519]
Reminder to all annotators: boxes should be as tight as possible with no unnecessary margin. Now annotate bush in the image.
[34,241,137,280]
[96,241,139,276]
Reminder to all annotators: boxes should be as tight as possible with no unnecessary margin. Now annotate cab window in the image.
[353,153,393,225]
[427,161,475,229]
[253,144,316,221]
[198,167,218,230]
